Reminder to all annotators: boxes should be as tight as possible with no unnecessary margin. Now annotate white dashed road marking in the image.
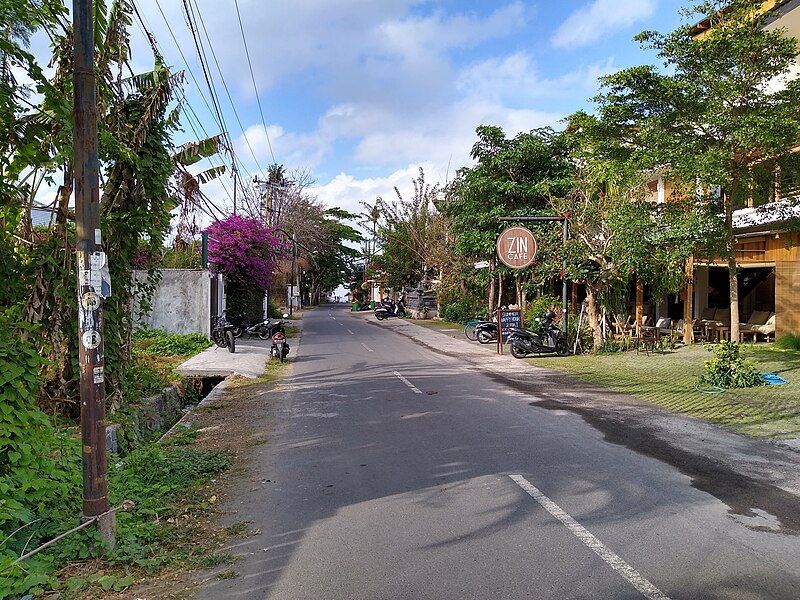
[393,371,423,394]
[360,343,374,352]
[509,474,671,600]
[347,329,355,335]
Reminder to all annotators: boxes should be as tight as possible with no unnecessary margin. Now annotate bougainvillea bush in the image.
[205,216,284,323]
[205,215,284,287]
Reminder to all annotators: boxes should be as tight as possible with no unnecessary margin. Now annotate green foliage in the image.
[267,299,283,319]
[304,208,362,303]
[0,311,79,597]
[775,334,800,351]
[525,295,561,326]
[0,437,229,598]
[225,284,267,325]
[439,297,484,324]
[161,243,202,269]
[132,329,211,357]
[699,341,766,389]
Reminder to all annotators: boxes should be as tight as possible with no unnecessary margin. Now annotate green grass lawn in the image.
[538,344,800,439]
[407,318,465,333]
[406,318,800,439]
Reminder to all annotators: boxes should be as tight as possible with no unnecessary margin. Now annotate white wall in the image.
[133,269,211,336]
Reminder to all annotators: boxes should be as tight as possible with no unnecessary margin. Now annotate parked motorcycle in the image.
[259,315,290,340]
[474,321,498,344]
[211,313,236,353]
[270,328,290,361]
[375,298,406,320]
[507,311,569,358]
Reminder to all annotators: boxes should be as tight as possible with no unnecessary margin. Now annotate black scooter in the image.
[474,321,498,344]
[375,299,406,320]
[507,312,570,358]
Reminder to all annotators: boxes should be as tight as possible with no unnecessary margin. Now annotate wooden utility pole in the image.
[73,0,115,547]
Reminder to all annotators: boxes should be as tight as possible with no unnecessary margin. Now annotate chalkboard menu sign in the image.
[496,309,523,353]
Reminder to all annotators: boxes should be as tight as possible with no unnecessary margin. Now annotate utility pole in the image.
[73,0,114,548]
[232,165,238,215]
[290,233,296,317]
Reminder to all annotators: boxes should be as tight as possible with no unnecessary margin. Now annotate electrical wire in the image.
[233,0,277,164]
[189,0,267,177]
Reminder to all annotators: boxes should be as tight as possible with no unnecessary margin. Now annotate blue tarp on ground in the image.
[762,372,789,386]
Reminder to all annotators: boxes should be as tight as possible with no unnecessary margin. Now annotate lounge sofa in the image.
[739,311,775,342]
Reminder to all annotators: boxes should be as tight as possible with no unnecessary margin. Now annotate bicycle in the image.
[464,318,484,341]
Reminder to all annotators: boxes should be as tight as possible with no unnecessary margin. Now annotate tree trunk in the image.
[488,265,496,314]
[725,189,740,342]
[515,276,521,308]
[635,278,644,334]
[497,274,504,310]
[585,283,604,350]
[683,256,694,345]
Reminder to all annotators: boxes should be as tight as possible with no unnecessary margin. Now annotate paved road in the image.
[202,305,800,600]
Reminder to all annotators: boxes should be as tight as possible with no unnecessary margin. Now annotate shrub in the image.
[0,311,78,597]
[133,329,211,356]
[525,294,560,326]
[775,334,800,351]
[205,215,282,288]
[440,298,484,324]
[699,341,765,389]
[267,298,283,319]
[225,284,266,325]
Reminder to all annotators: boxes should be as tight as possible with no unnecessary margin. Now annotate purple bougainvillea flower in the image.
[205,215,285,289]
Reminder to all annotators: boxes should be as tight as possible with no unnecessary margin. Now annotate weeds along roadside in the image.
[0,328,235,599]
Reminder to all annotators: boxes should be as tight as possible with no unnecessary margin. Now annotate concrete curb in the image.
[159,377,233,441]
[162,320,303,441]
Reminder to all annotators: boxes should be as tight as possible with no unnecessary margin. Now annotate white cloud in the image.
[456,52,616,103]
[552,0,656,49]
[312,164,439,218]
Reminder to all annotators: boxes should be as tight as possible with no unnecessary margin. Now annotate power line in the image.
[189,0,267,178]
[180,0,230,149]
[233,0,277,165]
[132,0,236,218]
[150,0,219,130]
[180,0,252,209]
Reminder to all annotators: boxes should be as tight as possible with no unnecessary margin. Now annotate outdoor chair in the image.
[635,325,661,355]
[754,313,776,342]
[703,308,731,341]
[739,310,771,342]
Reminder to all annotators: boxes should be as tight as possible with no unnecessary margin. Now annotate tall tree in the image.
[595,0,800,341]
[375,167,442,290]
[443,126,573,312]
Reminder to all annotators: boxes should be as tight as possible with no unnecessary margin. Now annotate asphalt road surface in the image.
[202,304,800,600]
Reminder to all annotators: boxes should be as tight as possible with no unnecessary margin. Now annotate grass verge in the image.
[537,344,800,439]
[406,319,800,439]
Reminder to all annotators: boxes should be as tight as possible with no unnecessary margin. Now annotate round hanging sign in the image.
[496,226,538,269]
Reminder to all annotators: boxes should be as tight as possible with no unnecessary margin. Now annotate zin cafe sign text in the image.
[496,225,538,269]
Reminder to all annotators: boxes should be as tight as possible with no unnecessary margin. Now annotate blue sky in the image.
[27,0,687,217]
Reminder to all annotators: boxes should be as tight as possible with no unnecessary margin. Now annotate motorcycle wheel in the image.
[258,327,271,340]
[510,343,528,359]
[464,323,479,341]
[477,330,494,344]
[226,330,236,353]
[232,325,244,339]
[556,339,570,357]
[278,344,285,362]
[214,332,226,348]
[376,312,387,320]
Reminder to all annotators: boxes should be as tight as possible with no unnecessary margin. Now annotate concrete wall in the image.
[133,269,211,336]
